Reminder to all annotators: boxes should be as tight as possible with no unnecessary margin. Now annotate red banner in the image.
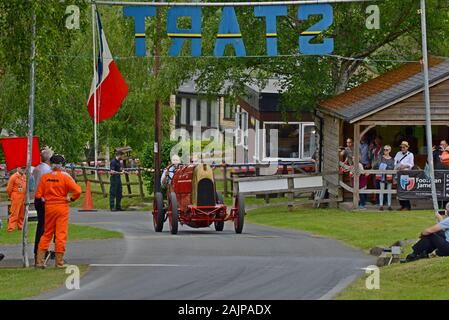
[0,137,40,171]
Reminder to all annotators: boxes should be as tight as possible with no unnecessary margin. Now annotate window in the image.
[224,102,235,120]
[175,97,181,127]
[196,99,201,122]
[235,108,248,148]
[185,98,191,125]
[207,101,212,127]
[302,124,316,159]
[263,122,316,160]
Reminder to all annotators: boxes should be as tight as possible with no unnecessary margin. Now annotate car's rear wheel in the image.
[168,192,179,235]
[234,194,245,234]
[153,192,165,232]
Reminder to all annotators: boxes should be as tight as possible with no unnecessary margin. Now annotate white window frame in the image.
[301,123,316,160]
[262,121,315,162]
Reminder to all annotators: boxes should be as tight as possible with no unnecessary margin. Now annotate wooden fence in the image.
[67,166,146,199]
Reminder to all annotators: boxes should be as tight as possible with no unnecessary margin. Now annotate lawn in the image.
[0,265,89,300]
[247,207,434,251]
[0,221,123,245]
[336,258,449,300]
[247,206,449,299]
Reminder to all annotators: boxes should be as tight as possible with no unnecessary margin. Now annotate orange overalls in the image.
[6,172,26,232]
[35,169,81,254]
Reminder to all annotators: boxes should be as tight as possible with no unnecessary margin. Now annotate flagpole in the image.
[23,10,37,268]
[420,0,439,218]
[92,3,98,171]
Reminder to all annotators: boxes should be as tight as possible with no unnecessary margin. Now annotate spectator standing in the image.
[394,141,414,211]
[375,145,394,211]
[352,161,369,210]
[32,146,54,265]
[370,136,383,204]
[340,138,354,166]
[6,166,26,232]
[110,151,124,211]
[360,136,370,169]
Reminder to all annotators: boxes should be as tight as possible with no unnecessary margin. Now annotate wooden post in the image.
[353,123,361,209]
[71,167,77,182]
[222,164,227,197]
[97,169,106,197]
[82,167,88,186]
[137,168,145,200]
[287,176,294,211]
[125,172,132,195]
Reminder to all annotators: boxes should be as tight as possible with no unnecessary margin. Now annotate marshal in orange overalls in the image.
[35,169,81,267]
[6,170,27,232]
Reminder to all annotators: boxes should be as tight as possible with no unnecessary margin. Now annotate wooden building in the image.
[316,56,449,207]
[236,79,316,164]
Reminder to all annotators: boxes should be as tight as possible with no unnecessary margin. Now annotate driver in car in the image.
[161,155,181,187]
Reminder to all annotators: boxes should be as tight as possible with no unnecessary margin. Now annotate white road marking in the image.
[89,263,192,267]
[318,274,358,300]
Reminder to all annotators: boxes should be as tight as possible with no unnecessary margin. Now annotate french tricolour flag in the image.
[87,12,128,123]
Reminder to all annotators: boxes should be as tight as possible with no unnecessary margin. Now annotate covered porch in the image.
[317,56,449,209]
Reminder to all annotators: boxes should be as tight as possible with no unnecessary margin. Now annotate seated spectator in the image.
[404,203,449,262]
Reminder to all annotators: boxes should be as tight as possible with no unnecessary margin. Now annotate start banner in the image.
[397,170,449,200]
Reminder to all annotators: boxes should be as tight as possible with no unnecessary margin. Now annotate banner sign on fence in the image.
[123,4,334,57]
[397,170,449,200]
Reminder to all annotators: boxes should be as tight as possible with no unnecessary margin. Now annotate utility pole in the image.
[153,3,162,193]
[420,0,439,216]
[23,10,37,268]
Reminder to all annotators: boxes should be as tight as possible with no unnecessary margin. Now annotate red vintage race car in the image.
[152,163,245,234]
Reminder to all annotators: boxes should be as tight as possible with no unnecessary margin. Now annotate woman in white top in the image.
[394,141,414,211]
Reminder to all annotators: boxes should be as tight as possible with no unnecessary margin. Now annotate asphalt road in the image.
[2,208,374,300]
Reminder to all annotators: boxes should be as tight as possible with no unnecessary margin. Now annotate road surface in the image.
[2,209,374,299]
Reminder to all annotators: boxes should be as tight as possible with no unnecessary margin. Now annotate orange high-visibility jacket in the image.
[7,172,26,200]
[35,170,81,205]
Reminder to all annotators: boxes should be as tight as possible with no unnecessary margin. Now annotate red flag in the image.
[0,137,40,171]
[87,12,128,123]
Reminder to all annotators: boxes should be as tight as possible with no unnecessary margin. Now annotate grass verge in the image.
[247,206,449,299]
[0,265,89,300]
[0,221,123,245]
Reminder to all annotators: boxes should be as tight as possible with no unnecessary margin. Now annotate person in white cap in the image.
[394,141,414,211]
[161,154,181,187]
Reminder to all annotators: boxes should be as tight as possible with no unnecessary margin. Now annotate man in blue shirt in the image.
[110,151,124,211]
[32,147,54,265]
[404,204,449,262]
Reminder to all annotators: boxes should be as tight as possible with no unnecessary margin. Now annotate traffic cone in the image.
[78,181,97,212]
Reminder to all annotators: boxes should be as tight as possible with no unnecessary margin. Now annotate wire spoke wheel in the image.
[168,192,179,234]
[234,194,245,234]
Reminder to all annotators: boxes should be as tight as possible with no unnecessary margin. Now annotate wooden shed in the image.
[316,56,449,208]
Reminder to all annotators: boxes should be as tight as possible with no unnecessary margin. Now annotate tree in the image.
[169,0,449,111]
